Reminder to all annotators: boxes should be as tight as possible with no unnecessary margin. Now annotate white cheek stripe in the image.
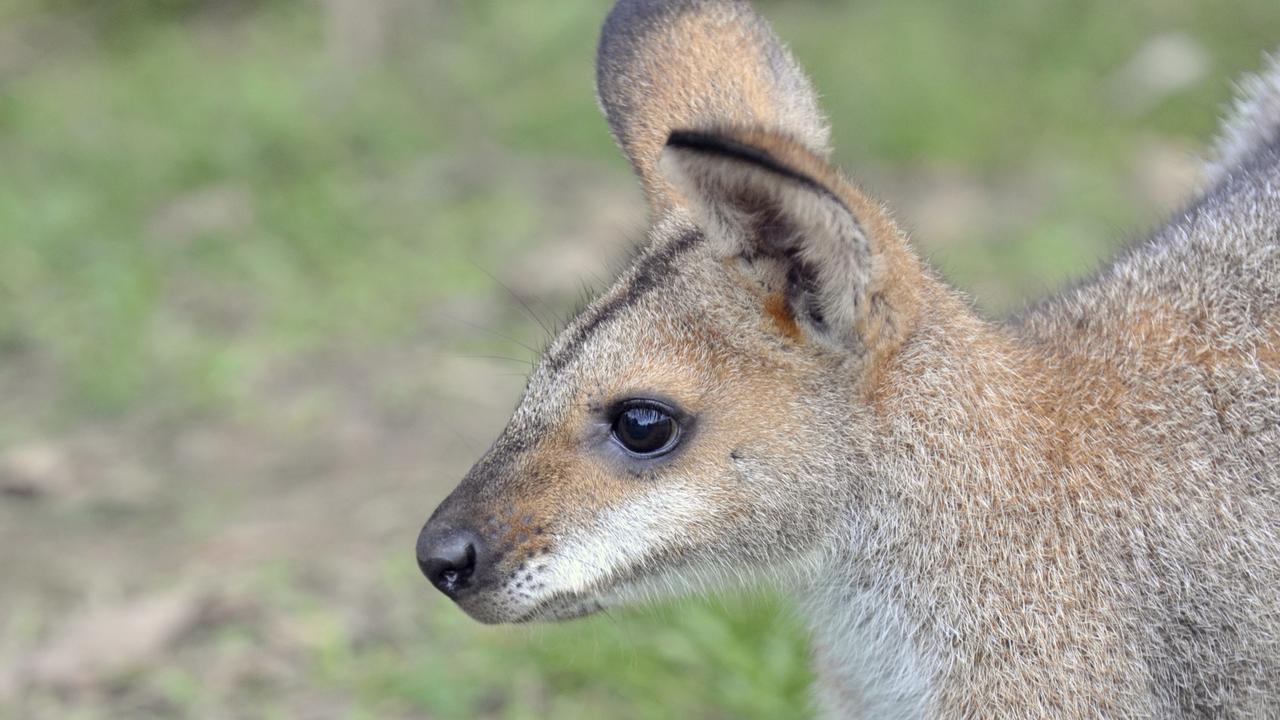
[535,484,713,601]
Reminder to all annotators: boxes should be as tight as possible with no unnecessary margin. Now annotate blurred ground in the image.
[2,1,1280,718]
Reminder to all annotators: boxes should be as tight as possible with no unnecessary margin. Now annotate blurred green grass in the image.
[3,1,1280,718]
[344,580,813,720]
[5,0,1279,421]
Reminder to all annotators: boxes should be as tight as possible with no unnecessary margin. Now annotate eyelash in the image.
[608,399,682,458]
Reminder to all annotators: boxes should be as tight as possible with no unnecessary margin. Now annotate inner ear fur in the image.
[661,127,921,355]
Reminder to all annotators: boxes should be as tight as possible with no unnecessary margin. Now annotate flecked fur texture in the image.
[421,1,1280,716]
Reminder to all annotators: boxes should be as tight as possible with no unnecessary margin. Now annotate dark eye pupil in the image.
[613,406,676,456]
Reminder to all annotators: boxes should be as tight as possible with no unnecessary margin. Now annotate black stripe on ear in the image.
[666,130,832,197]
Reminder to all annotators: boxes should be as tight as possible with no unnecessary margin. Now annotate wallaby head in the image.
[417,0,930,624]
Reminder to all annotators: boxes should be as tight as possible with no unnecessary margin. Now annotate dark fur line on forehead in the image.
[544,229,704,375]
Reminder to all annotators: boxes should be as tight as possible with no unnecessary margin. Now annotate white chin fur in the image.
[481,483,827,623]
[509,544,822,625]
[516,484,717,614]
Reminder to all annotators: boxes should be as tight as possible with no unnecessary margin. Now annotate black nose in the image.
[416,525,483,598]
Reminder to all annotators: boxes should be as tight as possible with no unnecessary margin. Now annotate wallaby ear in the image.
[662,127,910,353]
[597,0,829,215]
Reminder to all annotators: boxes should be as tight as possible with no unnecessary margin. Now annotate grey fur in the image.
[1206,51,1280,186]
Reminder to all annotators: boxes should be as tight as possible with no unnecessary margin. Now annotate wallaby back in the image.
[1207,51,1280,184]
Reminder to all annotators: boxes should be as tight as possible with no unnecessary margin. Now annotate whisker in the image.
[455,353,535,367]
[583,266,609,289]
[439,420,479,455]
[450,317,540,355]
[470,260,555,339]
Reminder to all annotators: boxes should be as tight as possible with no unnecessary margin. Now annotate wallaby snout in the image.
[416,450,571,623]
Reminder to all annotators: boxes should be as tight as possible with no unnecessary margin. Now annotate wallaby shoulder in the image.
[1013,54,1280,378]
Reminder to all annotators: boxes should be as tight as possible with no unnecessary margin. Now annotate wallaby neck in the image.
[802,278,1098,717]
[869,277,1074,498]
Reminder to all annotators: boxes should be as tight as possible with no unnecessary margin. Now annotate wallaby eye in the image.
[610,401,680,457]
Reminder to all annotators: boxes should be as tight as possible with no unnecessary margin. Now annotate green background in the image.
[2,1,1278,717]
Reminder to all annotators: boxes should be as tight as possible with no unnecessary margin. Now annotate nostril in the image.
[427,541,474,586]
[417,526,483,599]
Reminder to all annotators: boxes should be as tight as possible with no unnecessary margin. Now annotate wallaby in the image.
[417,0,1280,716]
